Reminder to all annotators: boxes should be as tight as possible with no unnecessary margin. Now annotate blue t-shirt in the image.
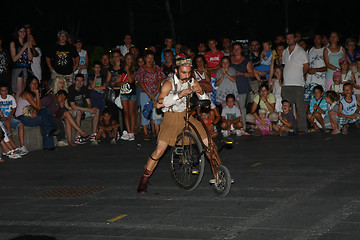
[309,97,328,115]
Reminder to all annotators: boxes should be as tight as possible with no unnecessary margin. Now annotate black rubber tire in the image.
[212,165,231,197]
[170,131,205,191]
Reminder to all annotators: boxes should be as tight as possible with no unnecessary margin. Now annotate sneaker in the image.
[128,133,135,141]
[15,146,28,156]
[110,139,117,144]
[56,140,69,147]
[3,150,21,159]
[74,136,88,144]
[235,129,242,137]
[90,133,97,142]
[121,131,129,140]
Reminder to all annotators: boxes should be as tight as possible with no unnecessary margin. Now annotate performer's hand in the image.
[178,89,193,98]
[192,81,204,95]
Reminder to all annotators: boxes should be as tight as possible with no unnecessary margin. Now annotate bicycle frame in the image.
[181,95,223,177]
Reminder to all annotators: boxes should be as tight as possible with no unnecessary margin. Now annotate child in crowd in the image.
[255,108,272,136]
[215,56,239,106]
[160,37,175,65]
[339,57,355,84]
[337,83,360,135]
[307,85,328,132]
[324,91,340,134]
[201,107,218,139]
[221,94,243,137]
[0,85,28,155]
[0,122,22,159]
[161,49,174,79]
[254,41,273,81]
[268,65,283,112]
[272,99,297,136]
[330,71,343,95]
[93,110,120,145]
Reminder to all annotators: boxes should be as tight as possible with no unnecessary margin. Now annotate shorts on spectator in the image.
[120,94,136,101]
[338,113,360,127]
[0,118,23,133]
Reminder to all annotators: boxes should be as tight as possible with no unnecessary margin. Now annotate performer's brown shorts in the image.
[157,111,207,146]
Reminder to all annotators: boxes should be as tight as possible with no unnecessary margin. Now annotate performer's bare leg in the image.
[137,141,168,193]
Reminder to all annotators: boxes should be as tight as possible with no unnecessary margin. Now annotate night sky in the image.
[1,0,359,52]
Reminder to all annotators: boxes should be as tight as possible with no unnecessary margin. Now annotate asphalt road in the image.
[1,129,360,240]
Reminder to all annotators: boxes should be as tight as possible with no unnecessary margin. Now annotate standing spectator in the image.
[248,40,261,69]
[330,71,344,94]
[197,42,206,55]
[304,33,327,108]
[160,37,175,65]
[135,50,165,140]
[68,74,100,143]
[221,37,232,57]
[116,34,134,56]
[324,31,346,91]
[45,30,79,88]
[230,42,254,128]
[88,61,106,115]
[10,25,34,101]
[73,39,89,85]
[25,24,42,83]
[100,52,112,77]
[0,35,10,88]
[119,53,137,141]
[175,43,182,55]
[0,85,27,155]
[215,56,239,106]
[15,76,57,150]
[193,55,212,93]
[204,38,224,103]
[268,65,283,113]
[161,50,175,79]
[281,32,309,134]
[345,37,360,72]
[339,57,355,84]
[130,46,140,60]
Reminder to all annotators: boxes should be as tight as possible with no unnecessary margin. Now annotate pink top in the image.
[255,118,271,133]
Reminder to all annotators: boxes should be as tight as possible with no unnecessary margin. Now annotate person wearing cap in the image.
[338,57,355,84]
[330,71,344,94]
[73,38,89,85]
[45,30,79,88]
[136,53,210,194]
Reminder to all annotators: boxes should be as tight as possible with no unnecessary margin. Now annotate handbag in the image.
[104,87,116,103]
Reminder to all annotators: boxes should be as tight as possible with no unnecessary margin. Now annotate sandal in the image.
[341,125,349,135]
[144,134,150,141]
[331,129,341,135]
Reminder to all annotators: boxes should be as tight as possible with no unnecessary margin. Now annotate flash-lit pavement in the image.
[1,129,360,240]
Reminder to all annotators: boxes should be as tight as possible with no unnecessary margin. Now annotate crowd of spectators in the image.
[1,24,360,162]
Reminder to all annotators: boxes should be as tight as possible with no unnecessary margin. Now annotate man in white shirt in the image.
[282,32,309,134]
[116,34,134,56]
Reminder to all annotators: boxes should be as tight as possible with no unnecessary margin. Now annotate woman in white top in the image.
[192,55,212,93]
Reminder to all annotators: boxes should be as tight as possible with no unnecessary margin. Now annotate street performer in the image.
[137,53,210,194]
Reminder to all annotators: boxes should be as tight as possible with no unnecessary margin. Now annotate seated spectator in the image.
[15,75,57,151]
[272,99,297,136]
[68,73,100,143]
[93,109,119,145]
[0,84,28,155]
[330,71,343,95]
[41,90,90,146]
[215,56,239,106]
[200,106,218,139]
[88,61,106,115]
[339,57,355,84]
[220,94,243,137]
[307,85,328,132]
[246,83,278,126]
[0,122,21,159]
[337,83,360,135]
[51,75,68,94]
[324,91,340,135]
[253,41,273,81]
[254,108,272,136]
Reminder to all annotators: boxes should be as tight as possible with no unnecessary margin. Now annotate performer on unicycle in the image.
[137,53,210,194]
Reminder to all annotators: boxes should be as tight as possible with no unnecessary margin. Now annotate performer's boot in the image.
[137,168,152,194]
